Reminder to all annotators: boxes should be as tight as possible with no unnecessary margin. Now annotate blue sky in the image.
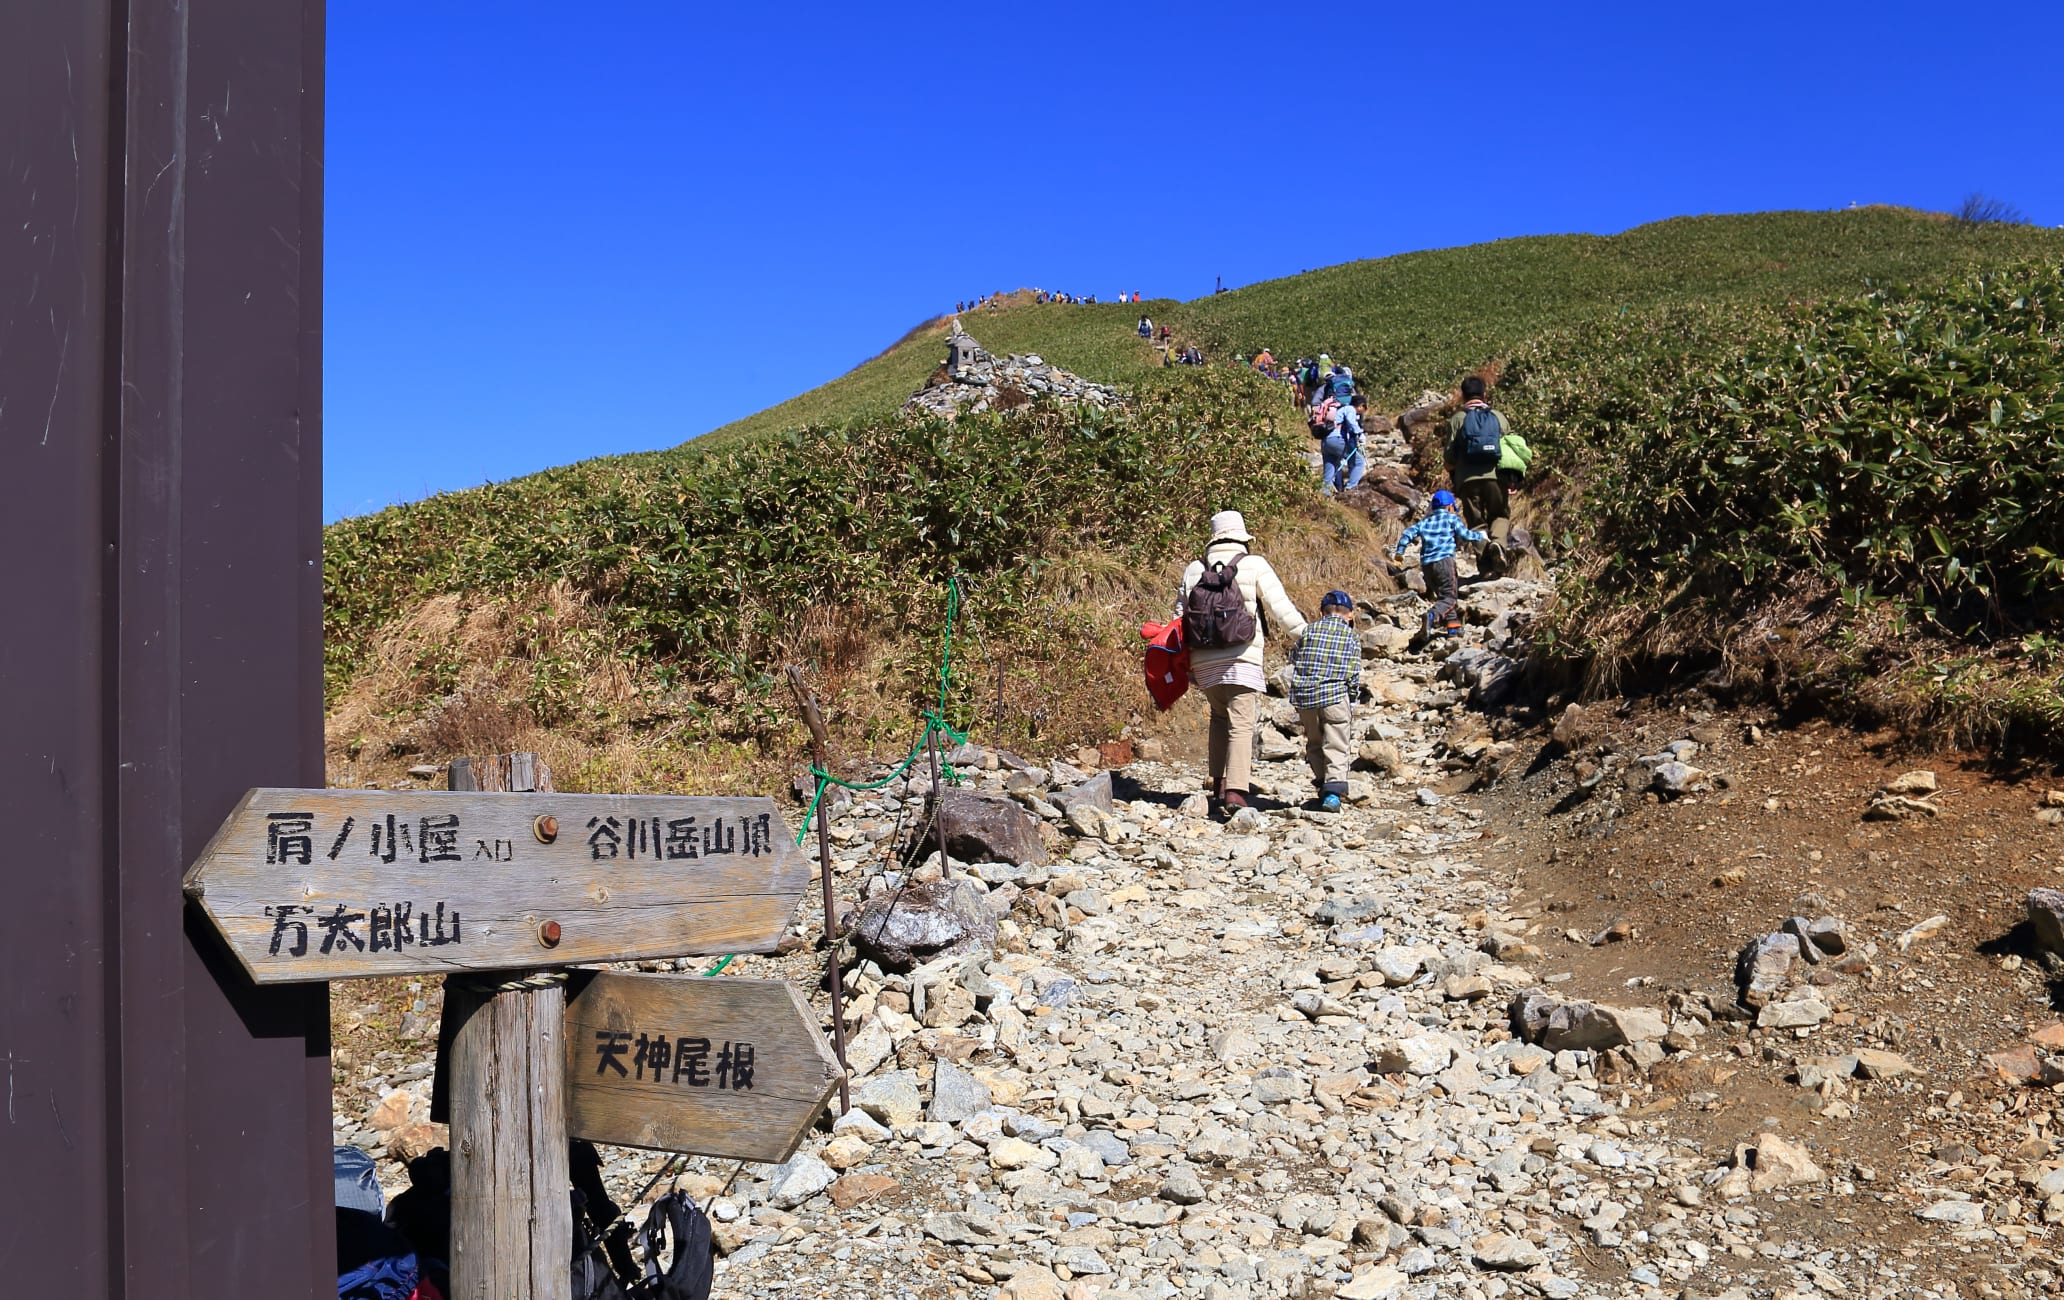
[325,1,2064,521]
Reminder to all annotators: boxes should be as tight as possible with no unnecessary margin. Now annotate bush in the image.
[324,366,1310,735]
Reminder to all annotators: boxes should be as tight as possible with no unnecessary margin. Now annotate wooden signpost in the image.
[563,972,842,1163]
[182,788,811,982]
[185,759,848,1300]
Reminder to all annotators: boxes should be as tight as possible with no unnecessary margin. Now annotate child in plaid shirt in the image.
[1291,589,1360,811]
[1393,489,1486,636]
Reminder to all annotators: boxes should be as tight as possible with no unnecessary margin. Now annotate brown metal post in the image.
[785,666,851,1113]
[2,0,331,1292]
[929,727,952,877]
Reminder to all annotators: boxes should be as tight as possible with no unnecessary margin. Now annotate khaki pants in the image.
[1203,683,1259,793]
[1299,703,1353,795]
[1457,474,1511,550]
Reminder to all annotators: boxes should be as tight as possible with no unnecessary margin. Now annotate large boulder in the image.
[2029,888,2064,956]
[937,790,1047,867]
[846,877,997,972]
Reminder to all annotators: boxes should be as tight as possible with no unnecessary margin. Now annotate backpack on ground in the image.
[625,1193,715,1300]
[1182,555,1257,650]
[1306,396,1340,437]
[1458,406,1502,461]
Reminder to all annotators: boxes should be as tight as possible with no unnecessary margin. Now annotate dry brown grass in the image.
[322,499,1403,798]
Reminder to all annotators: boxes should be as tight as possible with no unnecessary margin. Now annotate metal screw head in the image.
[538,919,562,948]
[533,814,559,844]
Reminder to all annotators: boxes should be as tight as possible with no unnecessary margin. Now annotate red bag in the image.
[1140,620,1191,712]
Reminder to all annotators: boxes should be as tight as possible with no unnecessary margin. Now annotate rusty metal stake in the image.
[928,724,952,879]
[785,666,850,1114]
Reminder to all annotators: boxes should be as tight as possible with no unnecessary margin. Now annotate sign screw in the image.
[533,815,559,844]
[538,919,562,948]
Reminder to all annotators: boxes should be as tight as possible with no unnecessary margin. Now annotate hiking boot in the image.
[1319,792,1342,812]
[1223,788,1250,811]
[1445,623,1465,637]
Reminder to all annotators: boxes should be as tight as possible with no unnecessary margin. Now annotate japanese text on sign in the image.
[594,1030,756,1091]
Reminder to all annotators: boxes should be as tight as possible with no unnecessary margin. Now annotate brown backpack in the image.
[1183,554,1257,650]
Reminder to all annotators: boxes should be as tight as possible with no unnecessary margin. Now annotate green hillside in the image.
[692,209,2064,445]
[324,207,2064,785]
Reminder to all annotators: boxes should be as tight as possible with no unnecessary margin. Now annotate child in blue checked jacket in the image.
[1290,589,1360,811]
[1393,489,1486,636]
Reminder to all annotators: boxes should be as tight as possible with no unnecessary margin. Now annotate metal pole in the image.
[785,667,851,1113]
[928,726,952,878]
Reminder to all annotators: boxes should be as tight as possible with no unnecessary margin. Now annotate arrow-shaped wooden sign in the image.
[184,789,810,984]
[563,972,841,1163]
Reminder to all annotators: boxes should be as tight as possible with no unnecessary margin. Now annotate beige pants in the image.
[1203,683,1259,793]
[1299,703,1353,795]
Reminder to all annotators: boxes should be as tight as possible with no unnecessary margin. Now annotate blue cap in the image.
[1322,589,1353,610]
[1431,489,1457,508]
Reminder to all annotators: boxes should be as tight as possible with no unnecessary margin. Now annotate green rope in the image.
[791,577,969,845]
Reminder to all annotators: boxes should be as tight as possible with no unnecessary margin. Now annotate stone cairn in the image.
[903,323,1122,419]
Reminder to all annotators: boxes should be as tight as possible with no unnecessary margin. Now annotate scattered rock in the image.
[766,1151,836,1209]
[846,877,998,972]
[1736,932,1801,1006]
[1917,1199,1984,1226]
[827,1172,897,1210]
[1470,1232,1545,1271]
[1747,1134,1826,1192]
[1865,793,1938,821]
[1883,769,1939,795]
[1895,913,1951,952]
[928,1060,992,1124]
[938,789,1047,867]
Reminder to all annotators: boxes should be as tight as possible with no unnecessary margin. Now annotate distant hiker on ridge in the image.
[1139,315,1153,340]
[1445,375,1514,573]
[1177,511,1308,817]
[1318,394,1367,494]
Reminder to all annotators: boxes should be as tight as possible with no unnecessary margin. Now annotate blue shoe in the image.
[1320,793,1342,812]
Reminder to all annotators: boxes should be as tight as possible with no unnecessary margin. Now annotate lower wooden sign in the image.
[563,972,842,1164]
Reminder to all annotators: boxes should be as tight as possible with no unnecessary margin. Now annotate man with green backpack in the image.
[1445,375,1514,572]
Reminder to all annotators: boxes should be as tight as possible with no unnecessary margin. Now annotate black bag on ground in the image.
[625,1192,716,1300]
[1182,554,1257,650]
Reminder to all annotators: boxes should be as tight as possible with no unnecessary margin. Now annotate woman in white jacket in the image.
[1176,511,1309,814]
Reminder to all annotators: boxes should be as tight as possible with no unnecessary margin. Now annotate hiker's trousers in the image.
[1425,558,1460,629]
[1299,702,1353,795]
[1457,475,1511,549]
[1203,683,1259,794]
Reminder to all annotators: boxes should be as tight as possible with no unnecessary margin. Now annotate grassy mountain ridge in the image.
[323,208,2064,789]
[691,209,2064,446]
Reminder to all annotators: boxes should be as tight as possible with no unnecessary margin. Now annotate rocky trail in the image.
[329,402,2064,1300]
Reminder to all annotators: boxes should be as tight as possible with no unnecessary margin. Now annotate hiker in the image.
[1392,488,1486,637]
[1319,394,1367,493]
[1254,347,1275,371]
[1298,358,1324,403]
[1290,590,1360,811]
[1327,365,1356,402]
[1159,323,1173,343]
[1445,376,1512,569]
[1138,315,1153,340]
[1177,511,1308,814]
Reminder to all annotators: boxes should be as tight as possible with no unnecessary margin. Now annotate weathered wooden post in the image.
[445,758,571,1300]
[182,766,818,1300]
